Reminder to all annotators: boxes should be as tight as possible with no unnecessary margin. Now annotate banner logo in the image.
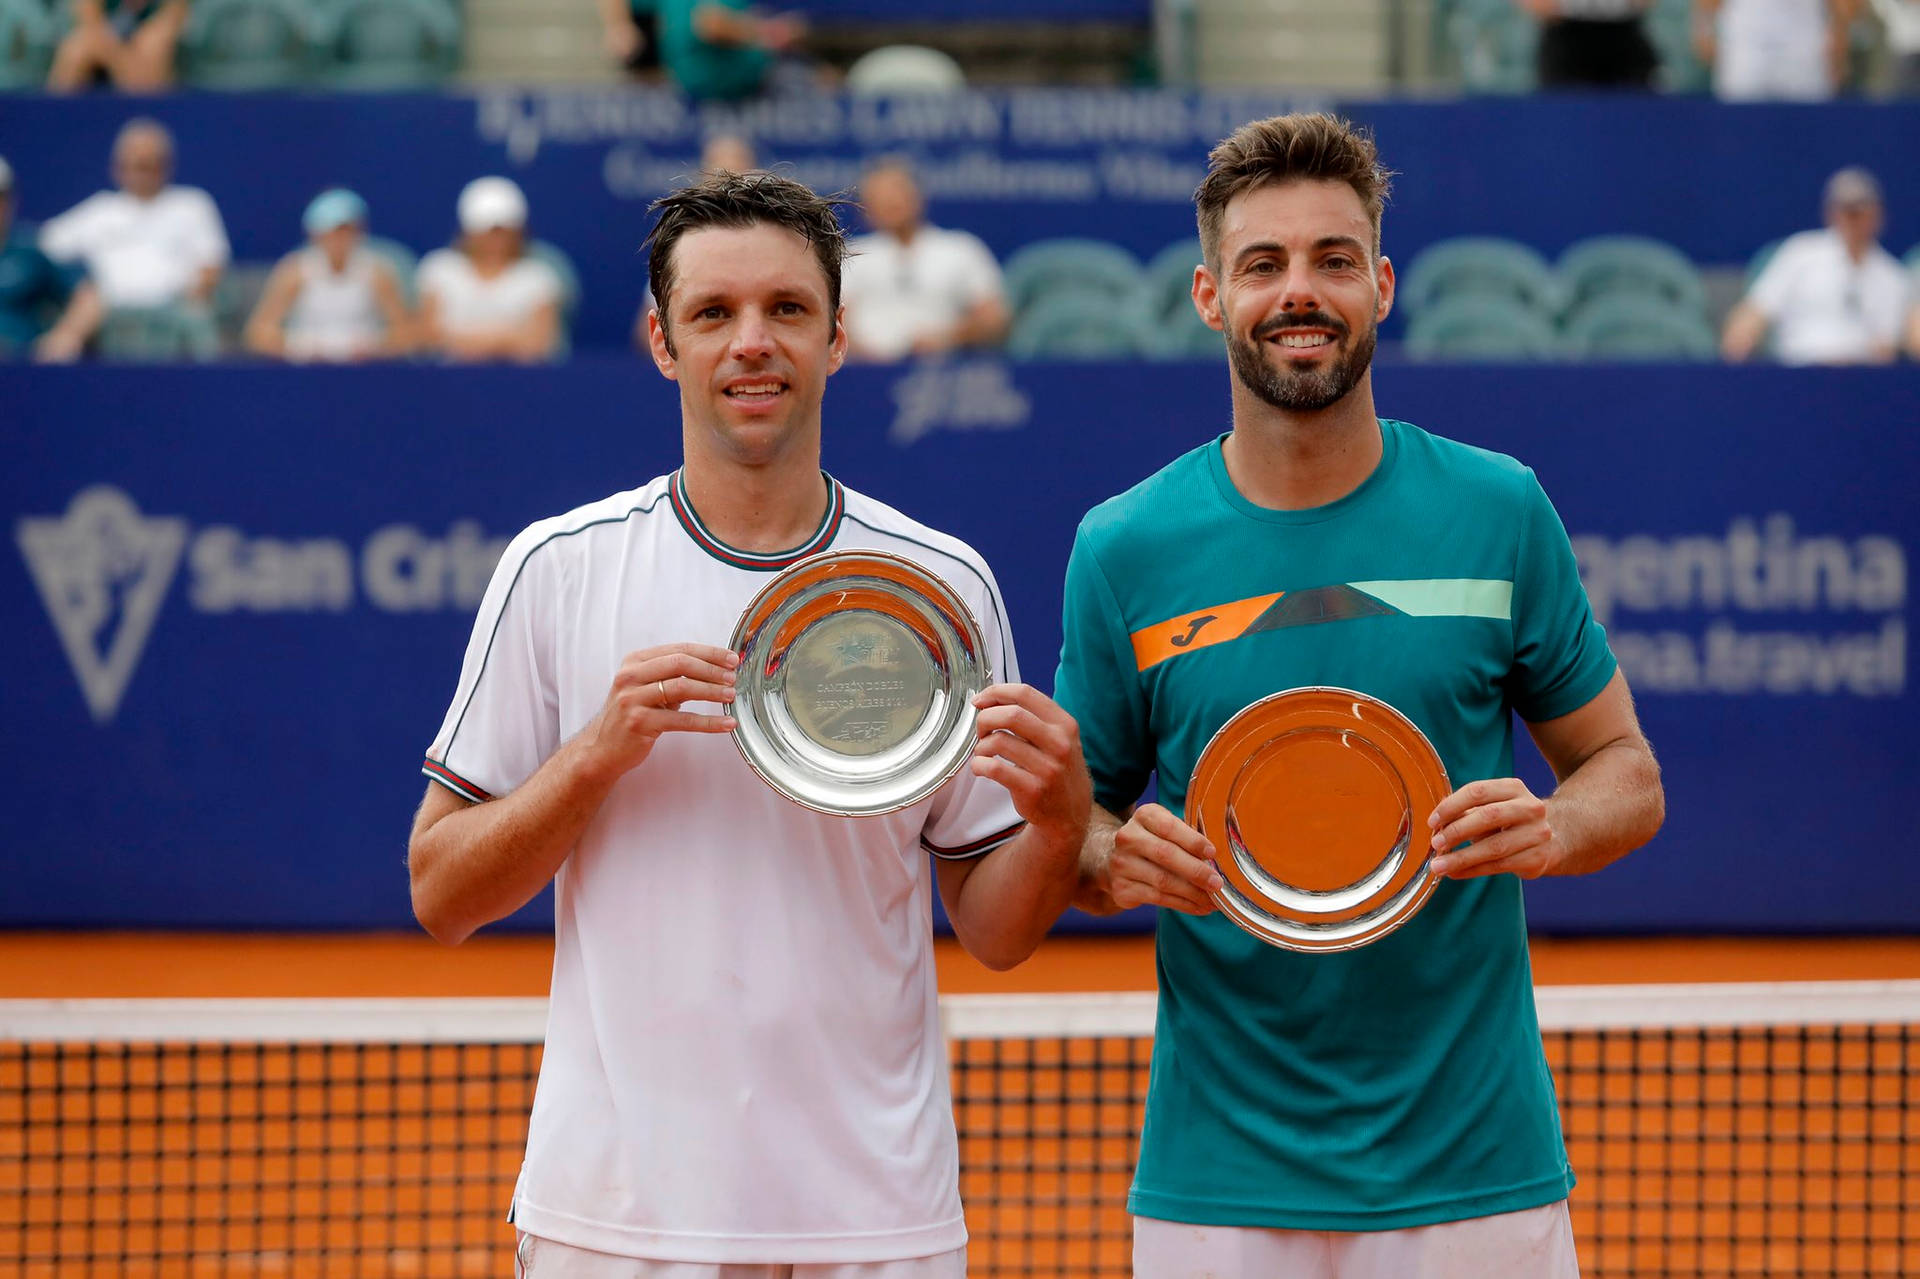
[17,486,187,723]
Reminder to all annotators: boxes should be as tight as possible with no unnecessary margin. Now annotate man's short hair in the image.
[113,117,175,165]
[1194,113,1394,267]
[644,170,849,349]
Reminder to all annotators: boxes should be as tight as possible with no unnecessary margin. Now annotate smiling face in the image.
[1195,179,1394,415]
[648,221,847,468]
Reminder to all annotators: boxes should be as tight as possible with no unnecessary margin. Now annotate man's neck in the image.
[679,442,830,553]
[1221,376,1384,511]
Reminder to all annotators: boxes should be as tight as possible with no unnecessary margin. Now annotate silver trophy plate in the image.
[729,549,991,816]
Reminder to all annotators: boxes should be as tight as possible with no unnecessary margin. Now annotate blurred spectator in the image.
[37,119,226,345]
[599,0,662,78]
[1520,0,1658,89]
[47,0,189,92]
[244,189,411,363]
[1866,0,1920,92]
[417,176,562,364]
[0,157,101,362]
[1723,167,1909,364]
[656,0,805,100]
[841,158,1010,363]
[1695,0,1856,100]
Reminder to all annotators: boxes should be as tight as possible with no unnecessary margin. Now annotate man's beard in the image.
[1226,308,1377,412]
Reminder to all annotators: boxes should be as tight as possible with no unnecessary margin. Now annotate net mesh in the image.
[2,983,1915,1278]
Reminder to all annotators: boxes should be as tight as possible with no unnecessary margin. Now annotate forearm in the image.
[409,737,622,944]
[948,298,1010,350]
[1721,303,1768,361]
[946,822,1083,971]
[1544,739,1664,878]
[1073,804,1126,915]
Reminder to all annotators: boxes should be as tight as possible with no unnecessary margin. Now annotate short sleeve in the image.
[1507,472,1618,724]
[37,196,100,265]
[185,190,231,269]
[919,554,1023,859]
[422,526,562,802]
[1052,527,1153,815]
[415,250,459,303]
[1745,236,1806,321]
[520,259,563,311]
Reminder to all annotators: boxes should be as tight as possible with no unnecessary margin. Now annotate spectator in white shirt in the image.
[417,176,563,364]
[1693,0,1856,100]
[841,157,1009,362]
[37,118,227,354]
[244,188,411,363]
[1723,167,1911,365]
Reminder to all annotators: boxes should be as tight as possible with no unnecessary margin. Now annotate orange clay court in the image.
[5,933,1918,1279]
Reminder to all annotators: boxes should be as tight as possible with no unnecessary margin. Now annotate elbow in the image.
[407,850,474,947]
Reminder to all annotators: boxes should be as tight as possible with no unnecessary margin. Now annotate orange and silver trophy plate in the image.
[1187,687,1451,953]
[730,550,990,817]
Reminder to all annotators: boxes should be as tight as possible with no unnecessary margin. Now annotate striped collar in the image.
[668,468,845,571]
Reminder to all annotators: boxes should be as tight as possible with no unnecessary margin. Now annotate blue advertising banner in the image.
[2,93,1916,352]
[5,359,1916,935]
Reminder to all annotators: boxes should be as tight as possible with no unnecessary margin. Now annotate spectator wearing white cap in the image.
[416,176,563,364]
[245,188,411,363]
[1723,166,1912,365]
[39,119,228,315]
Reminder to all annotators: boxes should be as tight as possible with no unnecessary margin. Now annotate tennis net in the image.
[3,982,1915,1277]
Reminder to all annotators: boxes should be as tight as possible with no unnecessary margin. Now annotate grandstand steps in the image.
[1191,0,1392,91]
[460,0,616,86]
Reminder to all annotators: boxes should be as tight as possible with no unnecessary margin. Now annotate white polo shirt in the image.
[38,185,230,308]
[841,226,1004,360]
[417,248,561,336]
[423,471,1024,1264]
[1746,229,1911,365]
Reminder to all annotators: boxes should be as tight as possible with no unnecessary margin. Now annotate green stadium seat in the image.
[1557,235,1707,314]
[96,305,221,362]
[179,0,314,88]
[213,261,275,349]
[1008,292,1147,360]
[312,0,460,88]
[1002,238,1144,319]
[1644,0,1711,92]
[0,0,55,89]
[1904,243,1920,275]
[1139,237,1205,325]
[1561,294,1717,361]
[1400,237,1563,319]
[1404,294,1560,361]
[1444,0,1538,93]
[1137,305,1225,361]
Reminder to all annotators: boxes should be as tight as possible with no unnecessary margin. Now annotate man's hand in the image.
[969,684,1091,845]
[1087,803,1221,915]
[1427,777,1560,879]
[574,643,739,781]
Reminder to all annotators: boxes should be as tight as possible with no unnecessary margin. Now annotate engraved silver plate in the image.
[729,550,991,816]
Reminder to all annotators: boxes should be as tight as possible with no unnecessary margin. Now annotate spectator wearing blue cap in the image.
[0,156,103,361]
[245,188,410,363]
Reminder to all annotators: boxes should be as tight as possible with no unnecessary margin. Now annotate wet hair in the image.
[644,170,848,350]
[1195,113,1393,266]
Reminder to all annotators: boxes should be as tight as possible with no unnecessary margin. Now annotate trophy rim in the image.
[1188,685,1451,953]
[728,549,991,817]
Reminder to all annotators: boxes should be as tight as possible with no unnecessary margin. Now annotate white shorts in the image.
[1133,1200,1580,1279]
[513,1233,967,1279]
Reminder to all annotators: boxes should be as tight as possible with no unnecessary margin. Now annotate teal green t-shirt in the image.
[656,0,771,101]
[1054,420,1617,1230]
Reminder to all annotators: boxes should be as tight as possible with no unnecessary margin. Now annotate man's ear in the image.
[647,308,678,379]
[1192,264,1225,333]
[1374,255,1395,324]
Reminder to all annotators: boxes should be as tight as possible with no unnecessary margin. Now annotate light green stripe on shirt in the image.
[1348,578,1513,620]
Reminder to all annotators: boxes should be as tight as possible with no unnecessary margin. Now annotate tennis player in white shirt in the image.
[409,170,1092,1279]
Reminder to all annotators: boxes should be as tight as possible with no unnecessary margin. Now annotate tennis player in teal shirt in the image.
[1055,113,1665,1279]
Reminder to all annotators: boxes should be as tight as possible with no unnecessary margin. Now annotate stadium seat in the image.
[179,0,313,88]
[1404,295,1560,361]
[1008,292,1147,360]
[1561,294,1717,361]
[1138,237,1205,327]
[1137,307,1225,361]
[1444,0,1538,92]
[213,262,275,349]
[1557,235,1707,315]
[844,44,966,95]
[96,305,221,362]
[0,0,55,89]
[311,0,460,88]
[1399,237,1562,319]
[1002,238,1144,319]
[1644,0,1711,91]
[1905,243,1920,275]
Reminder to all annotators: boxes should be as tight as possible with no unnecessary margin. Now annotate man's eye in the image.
[1325,256,1354,271]
[698,306,726,320]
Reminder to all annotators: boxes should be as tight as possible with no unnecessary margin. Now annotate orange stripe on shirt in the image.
[1129,592,1283,670]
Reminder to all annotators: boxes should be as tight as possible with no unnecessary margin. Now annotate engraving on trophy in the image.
[785,611,938,756]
